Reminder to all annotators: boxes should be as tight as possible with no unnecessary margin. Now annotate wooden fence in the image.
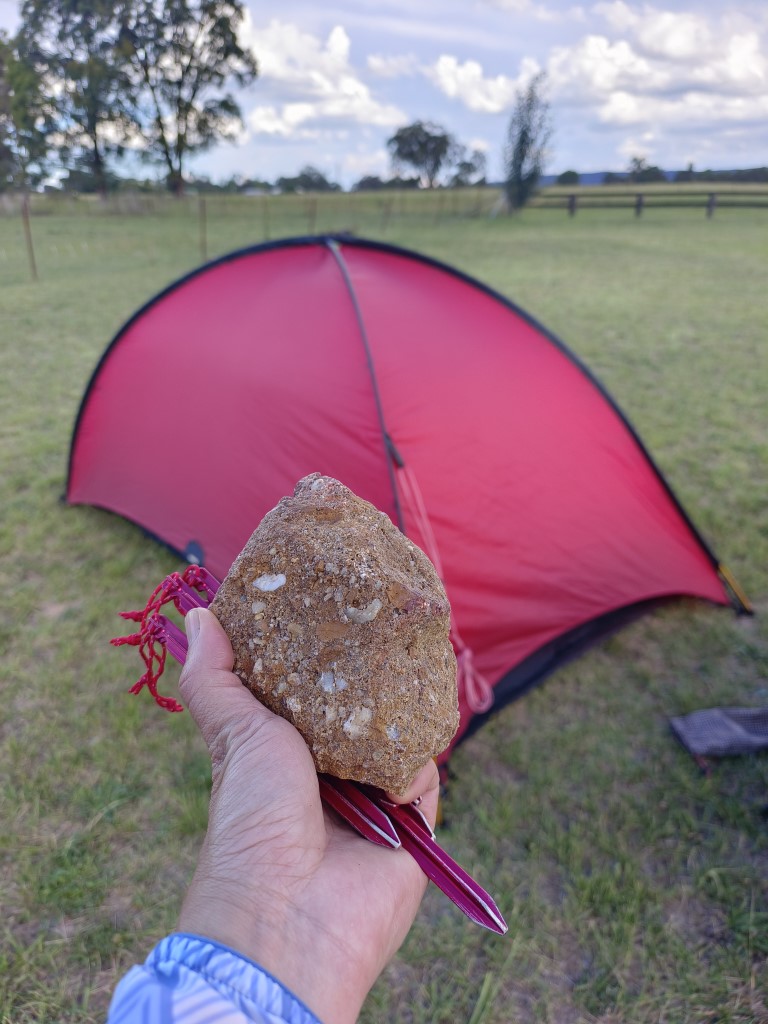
[532,188,768,217]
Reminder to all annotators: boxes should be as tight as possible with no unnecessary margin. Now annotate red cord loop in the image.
[111,566,216,712]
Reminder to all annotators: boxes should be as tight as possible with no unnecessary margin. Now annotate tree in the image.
[627,156,666,184]
[0,31,51,191]
[353,174,420,191]
[556,169,579,186]
[387,121,455,188]
[118,0,258,194]
[504,71,552,210]
[449,146,487,187]
[276,166,340,193]
[673,162,695,183]
[17,0,135,196]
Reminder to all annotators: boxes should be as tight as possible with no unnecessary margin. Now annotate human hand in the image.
[177,606,439,1024]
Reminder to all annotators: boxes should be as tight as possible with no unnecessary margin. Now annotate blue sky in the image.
[1,0,766,186]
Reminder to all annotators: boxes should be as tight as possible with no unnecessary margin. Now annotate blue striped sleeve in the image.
[107,933,323,1024]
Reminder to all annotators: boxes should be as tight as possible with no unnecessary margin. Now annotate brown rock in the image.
[210,473,459,793]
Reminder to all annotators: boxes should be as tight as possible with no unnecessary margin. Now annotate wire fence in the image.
[1,184,766,285]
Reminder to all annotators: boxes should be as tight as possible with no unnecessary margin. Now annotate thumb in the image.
[179,606,269,752]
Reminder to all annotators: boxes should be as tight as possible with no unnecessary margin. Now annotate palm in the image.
[178,612,436,1023]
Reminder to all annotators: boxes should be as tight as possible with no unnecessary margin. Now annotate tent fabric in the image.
[66,234,747,756]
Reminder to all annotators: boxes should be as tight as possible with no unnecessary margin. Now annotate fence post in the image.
[198,196,208,261]
[21,194,38,282]
[635,193,644,217]
[568,194,577,217]
[706,193,717,218]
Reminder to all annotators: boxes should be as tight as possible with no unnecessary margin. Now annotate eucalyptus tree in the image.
[118,0,258,194]
[17,0,136,195]
[387,121,457,188]
[0,30,51,191]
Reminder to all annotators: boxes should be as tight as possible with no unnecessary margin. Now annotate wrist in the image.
[179,873,370,1024]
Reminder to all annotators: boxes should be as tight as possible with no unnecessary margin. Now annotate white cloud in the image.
[240,17,406,138]
[548,35,667,101]
[425,55,541,113]
[483,0,586,20]
[340,147,390,179]
[367,53,420,77]
[548,6,768,142]
[599,90,768,129]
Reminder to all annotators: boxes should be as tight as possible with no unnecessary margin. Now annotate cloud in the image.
[240,17,406,138]
[425,55,541,113]
[483,0,586,20]
[548,6,768,144]
[340,147,390,179]
[548,35,667,101]
[594,2,713,60]
[367,53,420,78]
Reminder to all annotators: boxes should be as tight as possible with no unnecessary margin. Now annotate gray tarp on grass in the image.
[670,708,768,758]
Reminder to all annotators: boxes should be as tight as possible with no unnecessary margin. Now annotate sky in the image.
[1,0,766,187]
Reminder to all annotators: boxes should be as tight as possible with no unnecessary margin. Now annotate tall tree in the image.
[504,71,552,210]
[17,0,135,196]
[0,31,51,191]
[118,0,258,194]
[387,121,456,188]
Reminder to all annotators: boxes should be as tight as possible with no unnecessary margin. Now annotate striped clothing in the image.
[107,933,323,1024]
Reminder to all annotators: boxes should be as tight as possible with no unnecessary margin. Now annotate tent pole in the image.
[324,238,406,534]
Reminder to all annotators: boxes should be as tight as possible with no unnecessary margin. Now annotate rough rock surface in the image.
[210,473,459,793]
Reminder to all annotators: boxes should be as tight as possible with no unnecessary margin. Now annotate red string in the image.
[111,566,215,712]
[396,464,494,715]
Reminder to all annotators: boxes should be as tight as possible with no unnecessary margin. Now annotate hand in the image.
[177,607,439,1024]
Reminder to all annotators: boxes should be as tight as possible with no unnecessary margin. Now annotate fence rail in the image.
[532,189,768,217]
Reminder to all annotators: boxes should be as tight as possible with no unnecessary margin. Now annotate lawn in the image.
[1,191,767,1023]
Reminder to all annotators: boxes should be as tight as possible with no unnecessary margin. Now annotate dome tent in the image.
[66,234,749,757]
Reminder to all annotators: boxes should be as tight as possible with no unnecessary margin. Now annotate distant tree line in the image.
[672,164,768,184]
[553,159,768,188]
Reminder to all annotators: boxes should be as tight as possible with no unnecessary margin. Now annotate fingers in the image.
[179,607,271,752]
[385,759,440,829]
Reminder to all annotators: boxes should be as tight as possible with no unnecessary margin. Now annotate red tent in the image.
[67,235,749,756]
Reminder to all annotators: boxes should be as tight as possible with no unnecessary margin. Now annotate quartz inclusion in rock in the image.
[210,473,459,793]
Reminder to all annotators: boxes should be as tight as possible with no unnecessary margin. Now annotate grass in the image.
[1,190,767,1023]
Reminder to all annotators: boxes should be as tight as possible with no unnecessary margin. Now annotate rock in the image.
[210,473,459,793]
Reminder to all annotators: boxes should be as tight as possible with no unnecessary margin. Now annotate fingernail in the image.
[412,795,423,807]
[185,607,201,646]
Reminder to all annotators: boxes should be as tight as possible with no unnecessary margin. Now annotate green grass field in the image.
[1,191,767,1023]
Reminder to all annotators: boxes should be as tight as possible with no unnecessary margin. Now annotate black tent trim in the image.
[457,597,681,751]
